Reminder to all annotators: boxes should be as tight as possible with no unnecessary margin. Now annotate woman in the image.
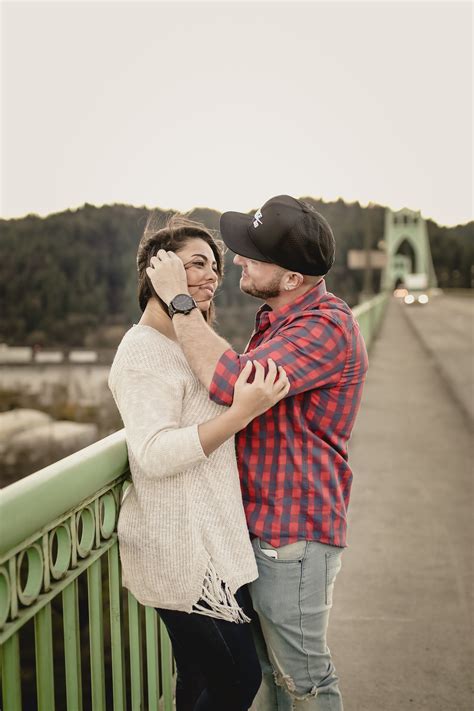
[108,214,290,710]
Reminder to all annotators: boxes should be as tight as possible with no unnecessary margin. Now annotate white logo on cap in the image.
[253,209,263,228]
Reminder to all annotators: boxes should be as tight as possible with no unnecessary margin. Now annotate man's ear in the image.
[282,271,304,291]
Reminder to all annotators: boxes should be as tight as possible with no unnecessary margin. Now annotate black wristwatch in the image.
[168,293,198,318]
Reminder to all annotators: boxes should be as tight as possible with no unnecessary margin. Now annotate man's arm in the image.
[173,309,232,390]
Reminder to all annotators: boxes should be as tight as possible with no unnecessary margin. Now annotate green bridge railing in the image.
[352,292,388,348]
[0,432,175,711]
[0,292,388,710]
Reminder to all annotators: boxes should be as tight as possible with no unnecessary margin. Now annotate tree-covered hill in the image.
[0,199,472,350]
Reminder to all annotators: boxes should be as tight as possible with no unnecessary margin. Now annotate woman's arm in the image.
[112,367,205,478]
[198,359,288,456]
[111,360,289,479]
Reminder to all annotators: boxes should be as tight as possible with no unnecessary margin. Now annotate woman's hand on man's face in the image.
[146,250,190,304]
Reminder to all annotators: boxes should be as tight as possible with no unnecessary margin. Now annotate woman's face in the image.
[175,238,219,313]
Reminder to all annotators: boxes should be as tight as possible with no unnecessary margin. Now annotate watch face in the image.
[173,294,195,310]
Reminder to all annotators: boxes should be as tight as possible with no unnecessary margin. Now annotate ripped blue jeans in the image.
[248,538,344,711]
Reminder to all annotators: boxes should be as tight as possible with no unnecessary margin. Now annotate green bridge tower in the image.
[381,207,438,290]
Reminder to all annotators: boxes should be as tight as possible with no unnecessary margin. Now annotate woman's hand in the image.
[231,358,290,425]
[197,358,290,457]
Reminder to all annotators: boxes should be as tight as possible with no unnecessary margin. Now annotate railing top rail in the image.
[352,292,388,319]
[0,429,128,557]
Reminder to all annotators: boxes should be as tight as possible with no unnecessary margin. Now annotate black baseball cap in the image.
[219,195,335,276]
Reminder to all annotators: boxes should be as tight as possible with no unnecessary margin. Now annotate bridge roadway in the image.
[329,296,473,711]
[403,294,473,424]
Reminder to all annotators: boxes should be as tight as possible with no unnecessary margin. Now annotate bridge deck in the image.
[331,297,473,711]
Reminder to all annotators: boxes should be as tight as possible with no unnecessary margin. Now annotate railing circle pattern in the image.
[99,492,117,539]
[49,523,72,580]
[17,544,43,606]
[0,567,10,626]
[76,506,96,558]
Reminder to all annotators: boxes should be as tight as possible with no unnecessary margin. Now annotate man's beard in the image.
[240,273,282,300]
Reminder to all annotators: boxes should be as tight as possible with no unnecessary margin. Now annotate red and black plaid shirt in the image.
[210,280,368,548]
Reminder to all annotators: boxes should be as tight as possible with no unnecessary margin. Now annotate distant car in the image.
[393,286,429,305]
[403,292,429,306]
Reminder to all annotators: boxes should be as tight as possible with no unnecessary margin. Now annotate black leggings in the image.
[156,586,261,711]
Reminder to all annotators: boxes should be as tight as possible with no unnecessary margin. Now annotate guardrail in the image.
[0,292,388,710]
[353,292,388,349]
[0,431,175,711]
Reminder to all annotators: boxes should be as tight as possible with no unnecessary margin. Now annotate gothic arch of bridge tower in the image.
[381,207,438,290]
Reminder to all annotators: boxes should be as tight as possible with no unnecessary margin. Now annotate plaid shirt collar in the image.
[254,278,327,333]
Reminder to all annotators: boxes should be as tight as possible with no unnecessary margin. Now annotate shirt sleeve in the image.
[209,314,347,406]
[111,367,208,479]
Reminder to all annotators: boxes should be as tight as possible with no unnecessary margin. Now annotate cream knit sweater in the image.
[108,324,258,622]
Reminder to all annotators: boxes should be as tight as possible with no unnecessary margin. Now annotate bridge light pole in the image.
[362,203,374,300]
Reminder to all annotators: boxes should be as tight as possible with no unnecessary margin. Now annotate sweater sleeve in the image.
[111,367,208,479]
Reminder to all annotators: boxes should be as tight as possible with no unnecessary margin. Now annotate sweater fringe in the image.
[191,559,251,624]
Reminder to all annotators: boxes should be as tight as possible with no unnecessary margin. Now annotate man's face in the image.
[233,254,284,300]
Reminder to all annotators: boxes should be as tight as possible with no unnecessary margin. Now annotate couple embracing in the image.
[108,195,368,710]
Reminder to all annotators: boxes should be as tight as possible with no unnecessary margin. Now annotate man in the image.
[147,195,368,710]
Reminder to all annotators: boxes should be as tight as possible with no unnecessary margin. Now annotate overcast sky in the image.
[1,1,472,226]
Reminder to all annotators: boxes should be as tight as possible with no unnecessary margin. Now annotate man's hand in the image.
[146,250,189,305]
